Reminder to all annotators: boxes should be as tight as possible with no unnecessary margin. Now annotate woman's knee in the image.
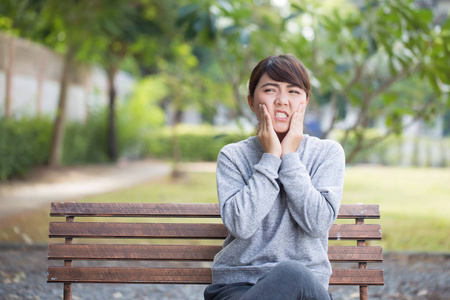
[272,260,312,281]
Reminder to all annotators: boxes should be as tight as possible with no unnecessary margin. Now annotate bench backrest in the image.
[47,202,383,300]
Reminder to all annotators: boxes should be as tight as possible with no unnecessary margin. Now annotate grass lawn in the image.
[0,165,448,252]
[342,166,450,252]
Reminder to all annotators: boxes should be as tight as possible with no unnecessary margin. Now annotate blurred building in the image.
[0,32,134,122]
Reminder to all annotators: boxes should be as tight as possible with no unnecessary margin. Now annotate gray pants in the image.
[204,261,333,300]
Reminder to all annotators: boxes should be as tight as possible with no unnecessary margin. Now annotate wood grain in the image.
[48,267,384,285]
[48,244,383,262]
[50,203,380,219]
[49,222,381,240]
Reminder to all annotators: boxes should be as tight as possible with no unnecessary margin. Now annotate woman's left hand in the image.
[281,103,305,156]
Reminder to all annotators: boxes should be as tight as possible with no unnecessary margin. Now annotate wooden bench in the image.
[47,202,384,300]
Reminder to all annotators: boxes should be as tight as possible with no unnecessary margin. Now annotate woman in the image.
[204,54,345,300]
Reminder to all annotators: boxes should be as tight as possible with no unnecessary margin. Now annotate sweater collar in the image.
[251,134,309,154]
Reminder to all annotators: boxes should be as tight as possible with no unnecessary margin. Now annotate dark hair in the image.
[248,54,311,99]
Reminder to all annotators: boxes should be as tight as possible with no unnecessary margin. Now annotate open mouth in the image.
[274,111,289,120]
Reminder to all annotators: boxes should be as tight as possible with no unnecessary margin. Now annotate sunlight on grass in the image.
[343,166,450,252]
[1,166,449,252]
[78,173,217,204]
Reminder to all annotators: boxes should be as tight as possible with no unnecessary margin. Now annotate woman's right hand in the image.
[257,104,282,158]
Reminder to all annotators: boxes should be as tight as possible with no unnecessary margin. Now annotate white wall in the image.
[0,33,134,122]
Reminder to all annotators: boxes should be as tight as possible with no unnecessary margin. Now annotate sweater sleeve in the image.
[216,147,281,240]
[278,142,345,238]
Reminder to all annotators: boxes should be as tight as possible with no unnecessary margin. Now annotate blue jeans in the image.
[204,261,333,300]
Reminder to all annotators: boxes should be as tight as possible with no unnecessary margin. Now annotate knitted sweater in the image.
[211,134,345,290]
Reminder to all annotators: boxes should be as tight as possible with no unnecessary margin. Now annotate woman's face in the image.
[248,72,308,135]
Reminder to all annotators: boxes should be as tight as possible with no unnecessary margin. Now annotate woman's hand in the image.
[257,104,282,158]
[281,103,305,156]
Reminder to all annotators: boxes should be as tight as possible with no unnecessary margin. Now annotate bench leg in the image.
[359,285,368,300]
[356,220,369,300]
[63,216,74,300]
[64,283,72,300]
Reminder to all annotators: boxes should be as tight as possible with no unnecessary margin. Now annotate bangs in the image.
[265,57,306,91]
[248,54,311,98]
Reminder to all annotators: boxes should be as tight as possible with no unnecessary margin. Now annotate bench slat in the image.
[328,246,383,262]
[337,204,380,219]
[50,203,380,219]
[49,222,382,240]
[48,244,383,262]
[49,222,228,239]
[330,269,384,285]
[50,203,220,218]
[328,224,382,240]
[47,267,212,284]
[47,267,383,285]
[48,244,222,261]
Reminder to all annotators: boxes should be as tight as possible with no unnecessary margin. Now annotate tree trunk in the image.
[5,36,15,118]
[171,105,184,179]
[106,67,118,162]
[36,48,47,116]
[83,67,92,123]
[48,50,73,167]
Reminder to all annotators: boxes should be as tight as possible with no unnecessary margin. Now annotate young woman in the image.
[204,55,345,300]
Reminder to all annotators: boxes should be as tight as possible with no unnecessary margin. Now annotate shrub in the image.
[143,125,249,161]
[62,111,109,164]
[0,117,52,179]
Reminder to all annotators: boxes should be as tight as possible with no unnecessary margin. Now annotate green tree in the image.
[284,0,449,162]
[35,1,115,166]
[179,0,449,163]
[90,1,161,161]
[1,0,164,164]
[4,0,135,166]
[177,0,283,120]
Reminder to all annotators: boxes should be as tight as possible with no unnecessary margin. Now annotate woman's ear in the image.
[247,95,255,112]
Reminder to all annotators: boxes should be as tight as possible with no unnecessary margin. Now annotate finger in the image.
[287,105,305,134]
[261,104,273,130]
[258,105,266,130]
[257,105,265,133]
[298,103,306,118]
[293,104,305,125]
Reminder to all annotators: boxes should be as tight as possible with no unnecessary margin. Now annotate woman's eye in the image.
[264,89,275,93]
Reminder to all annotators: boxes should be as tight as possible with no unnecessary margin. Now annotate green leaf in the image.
[193,12,207,33]
[223,25,238,35]
[337,95,347,120]
[290,3,305,13]
[239,27,250,45]
[176,3,200,27]
[207,13,217,39]
[335,63,351,74]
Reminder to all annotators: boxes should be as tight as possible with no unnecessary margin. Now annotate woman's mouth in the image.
[274,111,289,120]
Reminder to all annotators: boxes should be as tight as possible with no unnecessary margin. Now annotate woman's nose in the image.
[275,91,289,105]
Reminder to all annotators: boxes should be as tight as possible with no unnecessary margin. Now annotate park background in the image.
[0,0,449,299]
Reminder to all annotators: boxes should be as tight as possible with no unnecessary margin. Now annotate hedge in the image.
[0,117,52,180]
[144,129,249,161]
[0,118,249,179]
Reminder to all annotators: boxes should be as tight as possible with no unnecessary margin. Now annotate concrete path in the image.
[0,159,172,220]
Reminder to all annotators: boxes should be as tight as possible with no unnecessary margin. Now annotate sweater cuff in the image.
[280,152,301,172]
[256,153,281,177]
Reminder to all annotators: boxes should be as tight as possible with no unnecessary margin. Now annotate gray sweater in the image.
[212,134,345,290]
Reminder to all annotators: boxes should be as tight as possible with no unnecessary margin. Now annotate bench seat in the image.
[47,202,384,300]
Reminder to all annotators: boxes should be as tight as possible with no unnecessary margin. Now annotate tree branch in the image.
[320,92,338,139]
[341,62,421,149]
[359,96,434,152]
